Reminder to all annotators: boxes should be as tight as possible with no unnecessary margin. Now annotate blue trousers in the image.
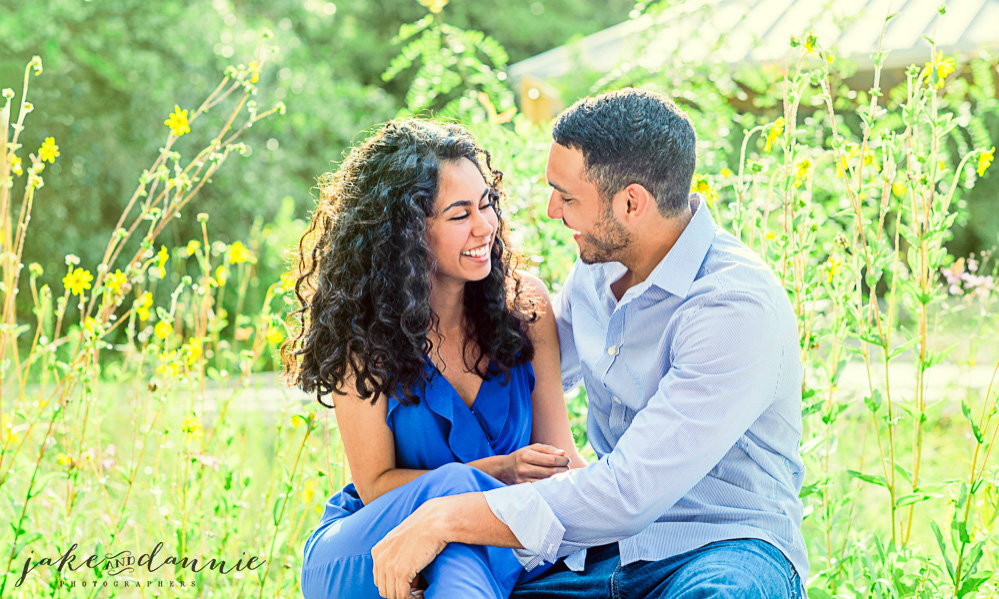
[510,539,802,599]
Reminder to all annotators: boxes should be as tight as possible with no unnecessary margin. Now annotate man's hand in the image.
[501,443,569,485]
[372,499,448,599]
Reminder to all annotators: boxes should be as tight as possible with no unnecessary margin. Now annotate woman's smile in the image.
[461,242,491,262]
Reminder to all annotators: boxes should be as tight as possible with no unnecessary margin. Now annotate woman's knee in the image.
[416,462,503,495]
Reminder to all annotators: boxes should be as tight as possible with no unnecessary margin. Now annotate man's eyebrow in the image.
[442,188,490,212]
[547,180,570,195]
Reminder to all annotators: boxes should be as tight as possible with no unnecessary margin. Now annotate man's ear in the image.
[616,183,656,223]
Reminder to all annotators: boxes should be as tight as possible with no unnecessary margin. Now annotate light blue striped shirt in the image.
[484,196,808,582]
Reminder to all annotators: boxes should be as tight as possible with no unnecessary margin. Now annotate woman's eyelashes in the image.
[448,192,498,221]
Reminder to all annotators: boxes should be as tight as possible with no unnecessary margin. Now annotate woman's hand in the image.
[499,443,570,484]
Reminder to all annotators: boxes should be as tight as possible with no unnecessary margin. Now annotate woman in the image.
[282,118,585,598]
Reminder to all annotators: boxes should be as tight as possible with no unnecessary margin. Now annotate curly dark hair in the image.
[281,118,537,408]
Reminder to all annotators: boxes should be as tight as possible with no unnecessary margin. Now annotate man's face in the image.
[544,142,630,264]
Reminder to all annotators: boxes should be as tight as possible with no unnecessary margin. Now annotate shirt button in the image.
[607,346,617,356]
[612,396,621,404]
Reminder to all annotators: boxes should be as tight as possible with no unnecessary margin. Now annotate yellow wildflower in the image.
[825,256,840,283]
[164,105,191,137]
[216,265,229,285]
[764,231,776,240]
[157,349,180,378]
[922,52,955,89]
[39,137,60,163]
[803,33,817,55]
[266,327,285,345]
[2,413,16,436]
[892,182,906,197]
[135,291,153,320]
[690,174,717,209]
[63,267,94,296]
[154,245,169,279]
[229,241,250,264]
[719,168,734,178]
[764,117,784,153]
[418,0,448,13]
[280,270,297,293]
[182,414,202,437]
[978,147,994,177]
[794,159,811,188]
[186,240,201,256]
[837,145,861,179]
[56,452,73,466]
[185,337,203,366]
[83,317,99,335]
[301,479,317,504]
[8,152,22,176]
[249,60,260,84]
[154,320,173,340]
[106,269,127,294]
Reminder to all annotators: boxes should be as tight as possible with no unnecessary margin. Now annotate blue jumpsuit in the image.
[301,361,548,598]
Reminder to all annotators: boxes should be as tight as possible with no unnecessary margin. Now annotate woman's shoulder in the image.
[514,270,552,310]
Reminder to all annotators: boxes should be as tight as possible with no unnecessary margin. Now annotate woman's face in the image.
[426,158,498,288]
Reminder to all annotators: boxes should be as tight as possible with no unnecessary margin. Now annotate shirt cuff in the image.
[563,548,587,572]
[483,483,565,571]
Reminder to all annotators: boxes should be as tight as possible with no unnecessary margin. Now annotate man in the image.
[372,88,808,599]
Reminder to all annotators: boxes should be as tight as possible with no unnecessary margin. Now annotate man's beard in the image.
[577,206,631,264]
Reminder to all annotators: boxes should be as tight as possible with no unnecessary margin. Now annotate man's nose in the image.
[546,190,562,220]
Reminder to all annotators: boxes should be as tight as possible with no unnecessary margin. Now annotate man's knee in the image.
[652,541,796,599]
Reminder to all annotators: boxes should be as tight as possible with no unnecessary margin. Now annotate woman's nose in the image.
[471,209,494,237]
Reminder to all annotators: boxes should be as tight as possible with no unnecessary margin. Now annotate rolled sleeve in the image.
[507,292,786,553]
[483,482,565,570]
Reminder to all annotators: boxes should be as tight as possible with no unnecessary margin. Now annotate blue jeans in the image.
[510,539,802,599]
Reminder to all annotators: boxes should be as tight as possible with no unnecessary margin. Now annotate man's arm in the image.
[371,493,519,599]
[484,291,787,564]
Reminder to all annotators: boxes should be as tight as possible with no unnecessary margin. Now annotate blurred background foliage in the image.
[0,0,632,327]
[3,1,999,597]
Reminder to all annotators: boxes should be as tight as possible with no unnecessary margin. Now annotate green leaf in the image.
[11,532,42,560]
[272,494,285,527]
[865,389,883,413]
[962,400,984,443]
[28,472,63,500]
[847,469,887,488]
[893,463,913,485]
[821,403,848,425]
[931,521,955,580]
[963,541,986,581]
[958,574,991,598]
[895,492,941,507]
[395,14,434,43]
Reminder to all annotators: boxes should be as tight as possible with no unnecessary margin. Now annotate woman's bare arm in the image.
[333,375,532,503]
[521,272,588,468]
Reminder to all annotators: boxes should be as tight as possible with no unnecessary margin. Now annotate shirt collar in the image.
[589,193,715,301]
[645,193,715,299]
[596,193,712,302]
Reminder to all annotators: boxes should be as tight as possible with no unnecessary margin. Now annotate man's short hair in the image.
[551,88,696,217]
